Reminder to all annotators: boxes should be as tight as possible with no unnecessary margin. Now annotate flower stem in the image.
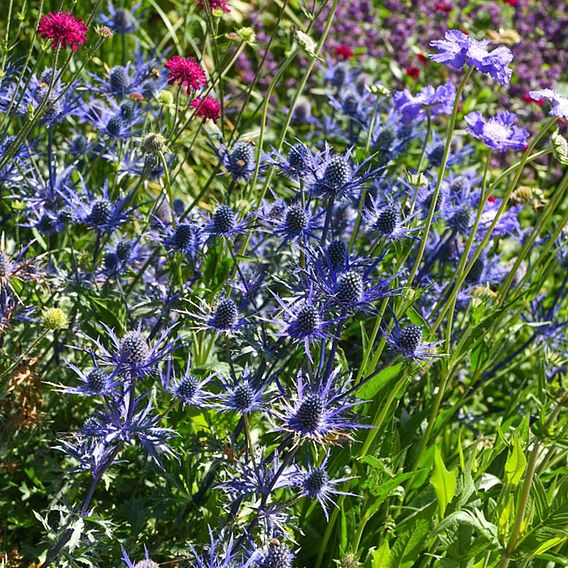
[406,67,473,289]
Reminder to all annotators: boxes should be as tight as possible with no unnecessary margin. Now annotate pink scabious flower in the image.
[164,55,207,91]
[196,0,231,13]
[191,96,222,122]
[37,12,88,51]
[334,45,354,60]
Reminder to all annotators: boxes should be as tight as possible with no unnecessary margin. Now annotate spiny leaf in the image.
[430,446,457,517]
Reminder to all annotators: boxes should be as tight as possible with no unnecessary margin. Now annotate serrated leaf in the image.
[390,513,431,568]
[68,517,84,551]
[371,540,392,568]
[504,432,526,486]
[436,510,499,545]
[430,447,457,517]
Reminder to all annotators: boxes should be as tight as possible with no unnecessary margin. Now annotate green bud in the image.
[237,27,256,45]
[43,308,68,331]
[156,90,174,106]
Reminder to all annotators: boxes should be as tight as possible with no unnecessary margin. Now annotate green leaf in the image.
[389,510,432,568]
[504,432,526,486]
[552,129,568,165]
[430,447,457,517]
[356,363,403,399]
[436,510,499,545]
[371,540,392,568]
[340,505,348,553]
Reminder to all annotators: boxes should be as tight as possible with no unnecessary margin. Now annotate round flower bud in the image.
[143,133,166,154]
[95,25,114,39]
[156,90,174,106]
[237,27,256,45]
[43,308,69,330]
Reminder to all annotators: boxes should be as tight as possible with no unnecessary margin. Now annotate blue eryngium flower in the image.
[203,204,251,240]
[162,220,203,263]
[311,147,385,200]
[249,539,295,568]
[430,30,513,85]
[58,361,119,396]
[101,2,140,34]
[260,202,322,247]
[364,198,418,241]
[215,140,264,181]
[63,180,135,236]
[276,368,367,443]
[383,313,442,362]
[266,287,335,361]
[465,111,528,152]
[100,238,146,278]
[90,323,175,380]
[313,260,397,314]
[271,141,317,179]
[215,364,274,414]
[191,296,248,336]
[162,358,212,408]
[294,453,354,520]
[122,545,158,568]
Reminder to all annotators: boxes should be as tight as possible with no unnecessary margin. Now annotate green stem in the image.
[406,67,473,289]
[315,376,407,568]
[432,118,558,332]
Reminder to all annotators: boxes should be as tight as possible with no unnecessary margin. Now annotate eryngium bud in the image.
[336,270,363,304]
[213,298,238,329]
[120,331,150,365]
[295,392,324,432]
[322,155,351,193]
[398,325,422,354]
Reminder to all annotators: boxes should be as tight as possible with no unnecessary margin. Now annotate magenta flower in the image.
[465,111,528,153]
[37,11,88,51]
[196,0,231,12]
[191,95,222,122]
[165,55,207,91]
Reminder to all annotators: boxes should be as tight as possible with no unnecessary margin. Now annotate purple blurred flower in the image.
[393,81,456,124]
[465,111,528,152]
[528,89,568,120]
